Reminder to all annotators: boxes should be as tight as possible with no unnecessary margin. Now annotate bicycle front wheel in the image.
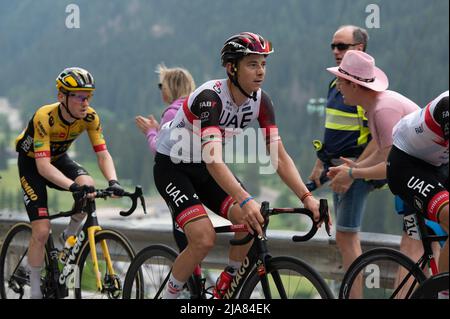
[239,256,334,299]
[339,248,427,299]
[122,244,194,299]
[411,272,449,299]
[0,222,36,299]
[74,229,137,299]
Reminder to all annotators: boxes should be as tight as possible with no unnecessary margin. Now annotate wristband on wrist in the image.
[239,196,254,208]
[301,192,312,203]
[348,168,354,179]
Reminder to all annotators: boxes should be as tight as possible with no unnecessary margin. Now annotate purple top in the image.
[145,97,185,154]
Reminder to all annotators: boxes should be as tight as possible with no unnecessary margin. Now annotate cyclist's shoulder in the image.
[188,80,224,108]
[191,79,224,98]
[32,102,60,125]
[34,102,60,117]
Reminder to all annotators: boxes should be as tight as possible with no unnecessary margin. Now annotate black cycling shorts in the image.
[153,153,239,229]
[387,146,449,223]
[18,153,89,221]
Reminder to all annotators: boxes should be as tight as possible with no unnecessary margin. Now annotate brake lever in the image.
[319,199,331,237]
[139,194,147,214]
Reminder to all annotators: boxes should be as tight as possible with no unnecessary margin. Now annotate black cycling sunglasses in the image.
[330,43,360,51]
[157,83,163,90]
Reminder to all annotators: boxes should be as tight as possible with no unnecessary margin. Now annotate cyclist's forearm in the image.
[206,162,250,204]
[96,150,118,182]
[275,144,309,199]
[35,158,73,190]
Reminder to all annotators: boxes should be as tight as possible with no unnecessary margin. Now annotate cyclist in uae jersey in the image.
[15,67,124,298]
[387,90,449,273]
[153,32,327,299]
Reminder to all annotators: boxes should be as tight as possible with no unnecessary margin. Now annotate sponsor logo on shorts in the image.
[38,208,48,217]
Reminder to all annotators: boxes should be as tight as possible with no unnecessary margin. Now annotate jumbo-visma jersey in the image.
[156,79,280,162]
[15,103,107,161]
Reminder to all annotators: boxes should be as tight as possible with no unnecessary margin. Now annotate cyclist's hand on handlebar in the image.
[242,199,264,236]
[302,196,322,226]
[106,180,125,197]
[69,183,96,200]
[303,196,333,230]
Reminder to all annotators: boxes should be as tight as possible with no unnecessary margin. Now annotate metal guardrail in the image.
[0,211,401,284]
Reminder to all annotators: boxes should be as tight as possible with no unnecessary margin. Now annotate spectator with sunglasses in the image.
[135,64,196,252]
[15,67,124,298]
[308,26,376,285]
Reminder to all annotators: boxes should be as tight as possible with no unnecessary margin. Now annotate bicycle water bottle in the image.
[59,236,77,263]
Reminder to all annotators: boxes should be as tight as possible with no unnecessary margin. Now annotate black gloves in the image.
[106,180,125,196]
[69,183,95,200]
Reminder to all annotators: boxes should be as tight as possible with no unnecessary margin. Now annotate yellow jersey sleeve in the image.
[32,110,52,159]
[85,108,107,152]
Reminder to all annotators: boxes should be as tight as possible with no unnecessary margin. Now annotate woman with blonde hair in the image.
[136,63,195,154]
[136,64,195,252]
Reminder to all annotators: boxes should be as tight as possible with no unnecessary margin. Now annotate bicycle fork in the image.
[87,226,117,292]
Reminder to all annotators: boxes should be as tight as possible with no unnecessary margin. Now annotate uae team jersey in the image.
[15,103,106,161]
[393,90,449,166]
[156,79,280,162]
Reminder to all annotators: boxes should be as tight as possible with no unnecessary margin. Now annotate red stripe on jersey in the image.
[183,98,198,124]
[176,204,208,229]
[34,151,51,159]
[427,190,449,222]
[93,144,107,152]
[425,103,443,137]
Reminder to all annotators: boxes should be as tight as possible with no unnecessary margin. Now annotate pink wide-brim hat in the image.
[327,50,389,92]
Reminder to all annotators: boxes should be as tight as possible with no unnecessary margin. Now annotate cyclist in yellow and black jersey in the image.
[15,67,124,299]
[15,102,106,161]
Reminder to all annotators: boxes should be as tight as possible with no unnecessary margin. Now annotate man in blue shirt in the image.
[308,26,375,287]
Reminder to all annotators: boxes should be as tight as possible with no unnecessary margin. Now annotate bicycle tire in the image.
[411,272,449,299]
[122,244,195,299]
[239,256,334,299]
[339,248,427,299]
[0,222,43,299]
[74,229,137,299]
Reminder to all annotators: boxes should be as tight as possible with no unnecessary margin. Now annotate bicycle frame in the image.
[392,212,448,298]
[207,200,330,299]
[214,225,270,299]
[46,186,146,297]
[46,198,113,295]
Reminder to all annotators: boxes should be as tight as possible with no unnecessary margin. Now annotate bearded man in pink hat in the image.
[326,50,422,297]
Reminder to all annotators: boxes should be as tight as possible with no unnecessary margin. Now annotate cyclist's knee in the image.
[75,174,94,186]
[31,220,51,244]
[185,221,216,253]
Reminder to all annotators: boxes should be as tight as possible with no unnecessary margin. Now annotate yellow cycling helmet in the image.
[56,67,95,92]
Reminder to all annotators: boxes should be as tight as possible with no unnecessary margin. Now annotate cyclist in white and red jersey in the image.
[387,90,449,273]
[154,32,325,299]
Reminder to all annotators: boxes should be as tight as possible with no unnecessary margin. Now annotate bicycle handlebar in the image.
[119,186,147,217]
[229,199,331,246]
[49,185,147,219]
